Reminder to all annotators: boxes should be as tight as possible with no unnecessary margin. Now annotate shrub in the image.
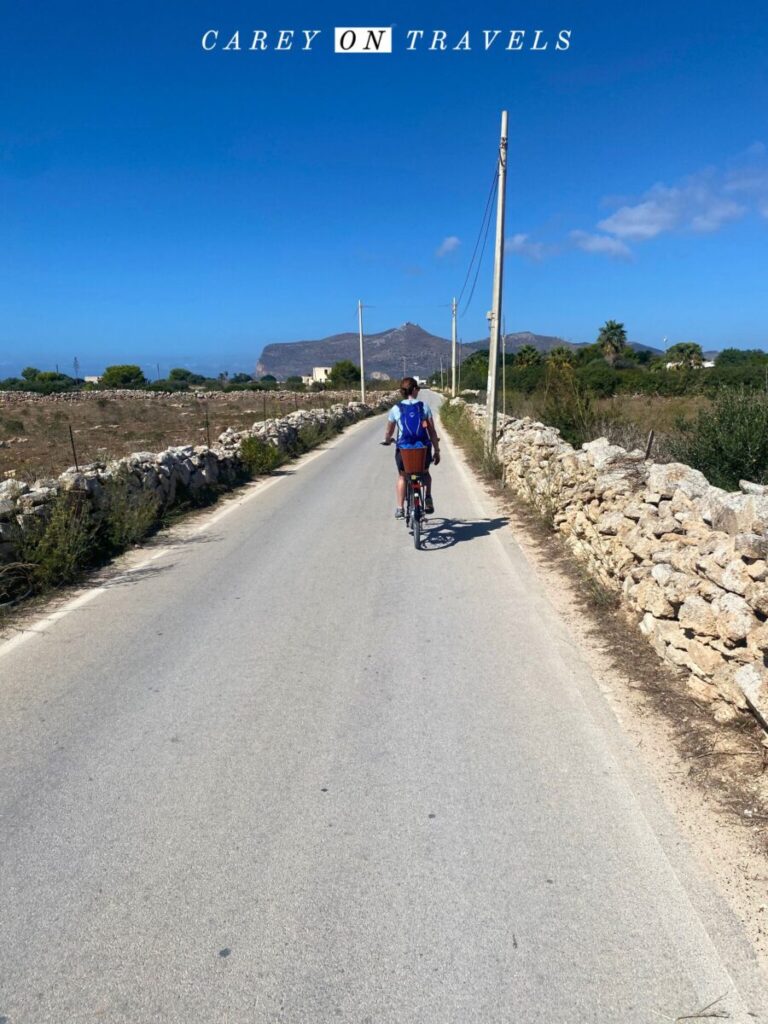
[440,402,502,480]
[669,388,768,490]
[17,492,96,589]
[576,360,620,397]
[239,437,284,475]
[295,422,335,452]
[540,363,596,447]
[101,470,160,550]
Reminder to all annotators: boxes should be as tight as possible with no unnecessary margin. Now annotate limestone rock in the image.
[734,662,768,725]
[712,592,757,642]
[678,595,719,636]
[647,462,710,500]
[633,579,675,618]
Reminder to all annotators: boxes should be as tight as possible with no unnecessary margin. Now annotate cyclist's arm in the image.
[384,420,396,444]
[425,417,441,461]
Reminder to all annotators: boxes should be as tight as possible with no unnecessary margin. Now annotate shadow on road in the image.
[422,516,508,551]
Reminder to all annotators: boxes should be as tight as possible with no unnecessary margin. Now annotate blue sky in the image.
[2,1,768,375]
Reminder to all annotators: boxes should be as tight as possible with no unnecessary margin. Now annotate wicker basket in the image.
[399,447,428,473]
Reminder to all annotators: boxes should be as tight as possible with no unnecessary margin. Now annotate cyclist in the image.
[383,377,441,519]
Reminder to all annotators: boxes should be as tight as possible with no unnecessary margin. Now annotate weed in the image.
[669,387,768,489]
[440,402,503,481]
[16,492,96,589]
[239,436,285,476]
[101,470,160,550]
[539,363,596,447]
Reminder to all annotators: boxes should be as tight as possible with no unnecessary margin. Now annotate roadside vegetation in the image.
[440,321,768,490]
[0,391,381,606]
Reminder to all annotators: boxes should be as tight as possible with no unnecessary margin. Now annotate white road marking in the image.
[0,418,373,663]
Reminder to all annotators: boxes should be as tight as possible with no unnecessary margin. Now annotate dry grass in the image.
[500,390,713,460]
[0,390,357,482]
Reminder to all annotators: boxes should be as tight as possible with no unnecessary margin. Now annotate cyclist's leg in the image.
[424,448,434,512]
[395,449,406,509]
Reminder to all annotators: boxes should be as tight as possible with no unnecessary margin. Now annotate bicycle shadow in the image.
[421,516,508,550]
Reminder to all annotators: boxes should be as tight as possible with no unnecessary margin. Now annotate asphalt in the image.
[1,392,767,1023]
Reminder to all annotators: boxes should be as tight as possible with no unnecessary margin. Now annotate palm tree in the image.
[596,320,628,365]
[547,345,574,366]
[665,342,704,369]
[515,344,542,368]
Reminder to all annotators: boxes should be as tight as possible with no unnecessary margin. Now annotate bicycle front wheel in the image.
[413,510,421,549]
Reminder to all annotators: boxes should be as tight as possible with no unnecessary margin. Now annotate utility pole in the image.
[451,296,457,397]
[502,315,506,419]
[357,299,366,403]
[439,355,444,391]
[485,109,508,452]
[73,356,80,383]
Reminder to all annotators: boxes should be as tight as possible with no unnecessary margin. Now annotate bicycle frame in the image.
[404,470,428,549]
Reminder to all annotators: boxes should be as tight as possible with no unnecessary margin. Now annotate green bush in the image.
[576,360,620,397]
[294,422,335,453]
[540,363,596,447]
[17,492,96,589]
[101,471,160,550]
[669,388,768,490]
[440,402,502,480]
[239,437,284,475]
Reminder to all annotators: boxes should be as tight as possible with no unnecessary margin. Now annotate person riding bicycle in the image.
[383,377,440,519]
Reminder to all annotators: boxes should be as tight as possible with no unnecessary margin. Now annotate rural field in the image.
[498,390,711,460]
[0,389,363,482]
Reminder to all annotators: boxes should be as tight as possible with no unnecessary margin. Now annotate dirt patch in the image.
[0,389,363,482]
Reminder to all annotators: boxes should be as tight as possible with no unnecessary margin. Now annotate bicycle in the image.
[381,442,429,550]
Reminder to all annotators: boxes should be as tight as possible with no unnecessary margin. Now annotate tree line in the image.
[0,360,368,395]
[443,321,768,397]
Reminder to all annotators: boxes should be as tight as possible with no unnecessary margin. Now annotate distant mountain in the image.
[255,324,665,379]
[502,331,574,354]
[256,323,484,380]
[255,325,587,379]
[500,332,663,356]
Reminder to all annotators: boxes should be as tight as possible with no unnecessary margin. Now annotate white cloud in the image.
[570,231,633,260]
[723,143,768,219]
[597,170,747,242]
[598,188,680,240]
[435,235,460,258]
[505,233,547,261]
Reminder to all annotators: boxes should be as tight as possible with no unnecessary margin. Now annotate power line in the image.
[461,179,497,319]
[457,164,499,315]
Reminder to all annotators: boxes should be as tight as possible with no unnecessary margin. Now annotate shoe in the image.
[394,508,405,519]
[424,497,435,514]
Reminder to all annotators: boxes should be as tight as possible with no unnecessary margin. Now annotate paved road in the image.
[1,393,766,1023]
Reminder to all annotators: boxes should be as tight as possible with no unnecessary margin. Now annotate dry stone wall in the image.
[454,399,768,727]
[0,396,394,566]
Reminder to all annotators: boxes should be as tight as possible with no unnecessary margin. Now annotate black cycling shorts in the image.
[395,446,432,472]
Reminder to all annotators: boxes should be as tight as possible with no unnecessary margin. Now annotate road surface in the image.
[1,393,766,1023]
